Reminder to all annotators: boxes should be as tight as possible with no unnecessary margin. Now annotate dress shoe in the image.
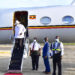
[32,69,35,70]
[45,72,51,74]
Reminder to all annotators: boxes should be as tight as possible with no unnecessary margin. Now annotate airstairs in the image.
[8,38,29,73]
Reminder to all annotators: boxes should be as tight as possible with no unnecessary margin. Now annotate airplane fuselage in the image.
[0,6,75,43]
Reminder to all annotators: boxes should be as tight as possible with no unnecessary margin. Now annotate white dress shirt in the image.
[30,41,41,51]
[15,24,26,38]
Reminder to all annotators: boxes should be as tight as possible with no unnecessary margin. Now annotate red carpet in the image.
[4,73,23,75]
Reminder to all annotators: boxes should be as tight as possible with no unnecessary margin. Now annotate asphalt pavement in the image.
[0,44,75,75]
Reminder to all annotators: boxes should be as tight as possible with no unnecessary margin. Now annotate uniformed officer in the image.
[50,36,64,75]
[30,37,41,70]
[42,37,51,74]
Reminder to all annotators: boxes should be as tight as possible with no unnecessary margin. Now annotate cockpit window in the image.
[62,16,74,24]
[40,17,51,25]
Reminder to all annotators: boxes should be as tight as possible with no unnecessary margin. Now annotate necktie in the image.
[32,42,35,51]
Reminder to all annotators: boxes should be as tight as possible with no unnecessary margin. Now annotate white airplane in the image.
[0,5,75,43]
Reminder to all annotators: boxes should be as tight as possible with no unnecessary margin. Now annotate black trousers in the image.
[15,38,24,48]
[53,52,62,75]
[31,54,39,70]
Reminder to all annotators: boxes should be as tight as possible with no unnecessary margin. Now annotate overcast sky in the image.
[0,0,74,9]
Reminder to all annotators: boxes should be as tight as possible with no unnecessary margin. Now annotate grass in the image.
[63,43,75,45]
[40,43,75,46]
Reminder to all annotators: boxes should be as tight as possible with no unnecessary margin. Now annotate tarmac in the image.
[0,44,75,75]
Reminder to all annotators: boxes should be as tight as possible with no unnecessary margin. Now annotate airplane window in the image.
[62,16,74,24]
[40,17,51,25]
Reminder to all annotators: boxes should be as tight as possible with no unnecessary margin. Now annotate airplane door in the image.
[13,11,28,37]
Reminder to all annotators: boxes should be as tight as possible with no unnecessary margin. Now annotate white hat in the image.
[15,20,20,25]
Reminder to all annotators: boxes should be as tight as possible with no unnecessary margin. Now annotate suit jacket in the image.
[43,42,50,57]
